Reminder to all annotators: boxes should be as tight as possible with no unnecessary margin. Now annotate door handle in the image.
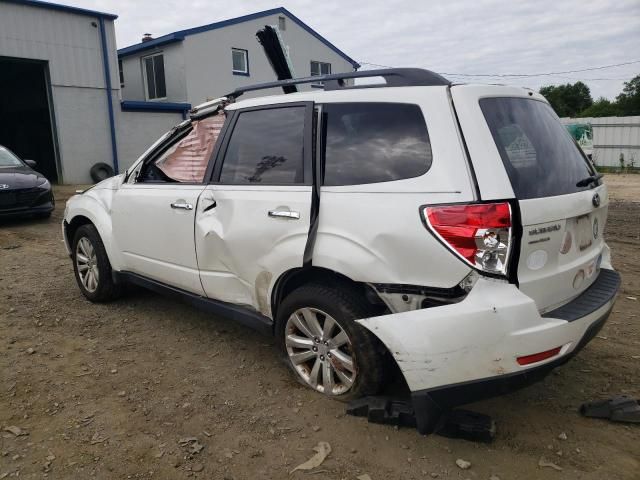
[171,202,193,210]
[268,210,300,220]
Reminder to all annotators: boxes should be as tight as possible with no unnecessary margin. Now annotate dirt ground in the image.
[1,175,639,480]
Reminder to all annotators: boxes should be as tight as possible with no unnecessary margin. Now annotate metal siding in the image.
[116,109,184,172]
[561,116,640,167]
[0,2,105,88]
[0,2,124,183]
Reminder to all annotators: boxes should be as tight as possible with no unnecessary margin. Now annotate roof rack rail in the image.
[228,68,450,98]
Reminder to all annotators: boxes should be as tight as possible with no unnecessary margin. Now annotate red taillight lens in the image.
[423,202,512,275]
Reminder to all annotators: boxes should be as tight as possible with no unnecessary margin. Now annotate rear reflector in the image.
[516,346,562,366]
[423,202,512,276]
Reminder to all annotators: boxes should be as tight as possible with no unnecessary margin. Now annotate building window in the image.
[311,61,331,76]
[142,53,166,100]
[310,61,331,87]
[278,16,286,31]
[118,59,124,88]
[231,48,249,76]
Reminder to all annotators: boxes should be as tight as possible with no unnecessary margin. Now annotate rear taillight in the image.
[423,202,512,276]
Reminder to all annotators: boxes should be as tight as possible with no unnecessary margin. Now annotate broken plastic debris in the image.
[538,457,563,471]
[3,425,28,436]
[580,396,640,423]
[290,441,331,474]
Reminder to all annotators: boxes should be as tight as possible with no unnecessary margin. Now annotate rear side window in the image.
[322,103,432,186]
[219,107,305,184]
[480,97,593,199]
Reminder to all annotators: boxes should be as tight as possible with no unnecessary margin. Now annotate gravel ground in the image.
[1,175,639,479]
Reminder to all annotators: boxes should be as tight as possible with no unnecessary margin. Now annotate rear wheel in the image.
[276,283,386,401]
[72,224,120,302]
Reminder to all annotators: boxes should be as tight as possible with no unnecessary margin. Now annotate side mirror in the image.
[24,159,37,169]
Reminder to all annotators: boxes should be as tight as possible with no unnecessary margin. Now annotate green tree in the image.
[578,97,620,117]
[540,81,593,117]
[616,75,640,116]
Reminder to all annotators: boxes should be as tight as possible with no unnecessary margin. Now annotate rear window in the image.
[480,97,593,199]
[322,103,432,186]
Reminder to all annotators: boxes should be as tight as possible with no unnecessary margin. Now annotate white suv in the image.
[63,69,620,433]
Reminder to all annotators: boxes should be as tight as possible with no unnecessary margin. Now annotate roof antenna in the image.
[256,25,297,94]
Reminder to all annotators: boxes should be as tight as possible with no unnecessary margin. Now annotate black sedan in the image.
[0,145,54,219]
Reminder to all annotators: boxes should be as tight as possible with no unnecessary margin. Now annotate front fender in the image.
[64,188,122,270]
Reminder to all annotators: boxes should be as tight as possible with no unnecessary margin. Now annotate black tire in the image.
[72,224,121,302]
[89,162,114,183]
[276,282,387,401]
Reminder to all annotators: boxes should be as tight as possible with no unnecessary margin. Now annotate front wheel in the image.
[72,224,120,302]
[276,283,387,401]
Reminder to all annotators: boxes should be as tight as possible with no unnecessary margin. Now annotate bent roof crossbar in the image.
[227,68,451,99]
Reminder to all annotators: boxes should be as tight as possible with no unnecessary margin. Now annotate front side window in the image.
[480,97,594,199]
[219,107,305,184]
[231,48,249,75]
[142,53,166,100]
[322,103,432,186]
[139,115,224,183]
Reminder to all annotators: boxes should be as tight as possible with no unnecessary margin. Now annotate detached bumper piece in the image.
[346,397,496,442]
[580,396,640,424]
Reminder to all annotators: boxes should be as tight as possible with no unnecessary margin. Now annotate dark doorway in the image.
[0,56,59,182]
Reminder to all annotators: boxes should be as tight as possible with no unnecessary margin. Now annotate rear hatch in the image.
[452,85,607,312]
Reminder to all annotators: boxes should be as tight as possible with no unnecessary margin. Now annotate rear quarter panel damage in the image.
[356,278,571,391]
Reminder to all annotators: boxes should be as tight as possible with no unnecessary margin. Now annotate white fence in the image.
[561,116,640,168]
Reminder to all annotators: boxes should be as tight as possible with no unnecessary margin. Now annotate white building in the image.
[0,0,121,184]
[118,7,359,106]
[561,116,640,168]
[0,2,357,184]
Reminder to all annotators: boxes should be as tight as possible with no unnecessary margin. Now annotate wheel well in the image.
[65,215,93,245]
[271,267,387,322]
[271,266,406,391]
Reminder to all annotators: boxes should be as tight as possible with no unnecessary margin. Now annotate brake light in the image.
[423,202,512,275]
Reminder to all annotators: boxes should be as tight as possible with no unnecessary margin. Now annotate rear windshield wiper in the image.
[576,173,603,188]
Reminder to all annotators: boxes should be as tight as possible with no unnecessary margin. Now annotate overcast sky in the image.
[74,0,639,100]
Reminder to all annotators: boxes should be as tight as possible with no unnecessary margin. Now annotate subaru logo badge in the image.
[0,184,9,190]
[592,193,601,208]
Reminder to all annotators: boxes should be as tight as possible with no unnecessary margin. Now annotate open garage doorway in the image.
[0,56,60,182]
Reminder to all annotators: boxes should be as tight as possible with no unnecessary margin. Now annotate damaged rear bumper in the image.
[357,268,620,434]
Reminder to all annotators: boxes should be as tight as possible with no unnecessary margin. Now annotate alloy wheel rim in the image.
[76,237,99,293]
[285,307,356,395]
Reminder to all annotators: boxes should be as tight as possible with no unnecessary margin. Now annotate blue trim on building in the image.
[117,33,185,57]
[117,7,359,69]
[4,0,117,19]
[121,100,192,118]
[98,17,119,175]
